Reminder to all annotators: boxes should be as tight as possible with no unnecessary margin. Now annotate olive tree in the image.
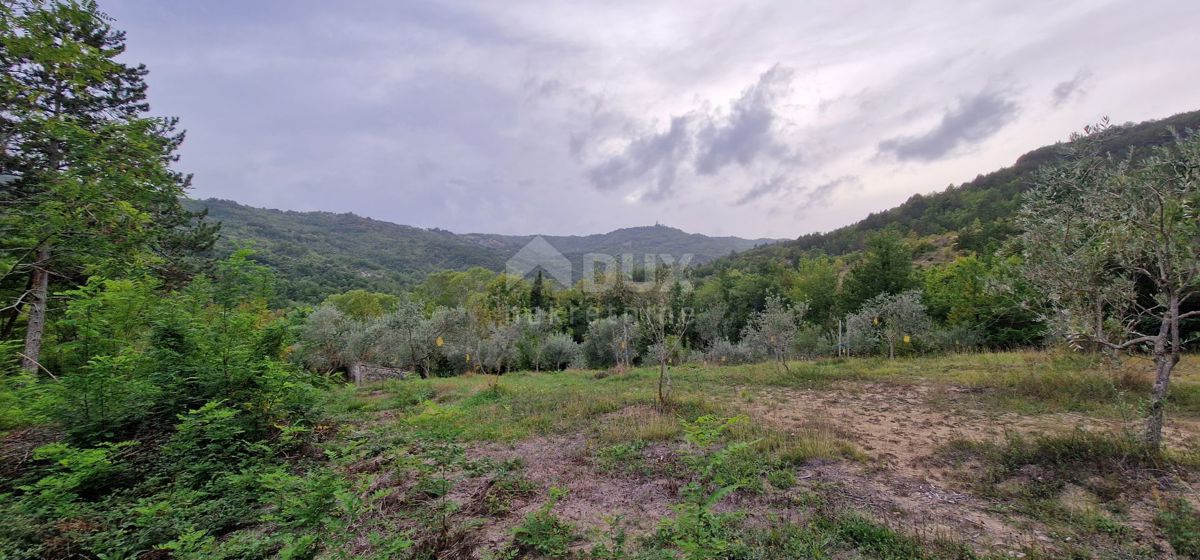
[639,291,691,408]
[515,308,556,372]
[296,305,354,374]
[845,290,931,359]
[740,294,806,371]
[580,315,637,370]
[1016,124,1200,449]
[540,333,581,371]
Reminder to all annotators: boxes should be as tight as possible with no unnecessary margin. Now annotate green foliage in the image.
[814,512,929,559]
[0,252,331,557]
[513,487,576,557]
[1156,498,1200,558]
[17,441,134,519]
[682,414,745,448]
[322,289,401,321]
[993,430,1162,475]
[922,255,1040,347]
[166,402,256,482]
[740,293,804,367]
[703,337,757,365]
[581,315,637,369]
[767,469,796,489]
[50,352,159,442]
[656,483,743,560]
[841,231,917,312]
[845,290,932,358]
[259,467,355,530]
[1,0,215,373]
[0,347,41,430]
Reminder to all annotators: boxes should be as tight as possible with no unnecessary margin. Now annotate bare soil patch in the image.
[734,380,1200,555]
[465,434,680,551]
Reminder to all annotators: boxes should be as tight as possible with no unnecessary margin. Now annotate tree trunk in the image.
[657,350,670,408]
[1145,294,1181,450]
[21,245,51,373]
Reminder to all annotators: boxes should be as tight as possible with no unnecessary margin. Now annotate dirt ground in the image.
[738,381,1200,555]
[456,379,1200,557]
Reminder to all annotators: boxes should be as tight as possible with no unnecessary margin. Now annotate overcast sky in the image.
[104,0,1200,238]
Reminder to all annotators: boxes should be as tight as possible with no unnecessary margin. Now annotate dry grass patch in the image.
[720,414,863,466]
[595,405,681,444]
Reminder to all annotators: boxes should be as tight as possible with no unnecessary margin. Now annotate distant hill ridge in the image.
[708,108,1200,270]
[186,198,780,303]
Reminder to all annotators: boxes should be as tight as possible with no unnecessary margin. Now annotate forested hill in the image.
[712,109,1200,269]
[186,198,779,303]
[463,227,777,263]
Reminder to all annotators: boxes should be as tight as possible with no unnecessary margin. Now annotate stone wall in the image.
[348,362,410,384]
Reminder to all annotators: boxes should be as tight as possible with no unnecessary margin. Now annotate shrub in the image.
[16,441,135,519]
[513,488,576,557]
[656,484,744,559]
[767,470,796,490]
[920,324,985,354]
[581,316,637,369]
[51,353,159,443]
[259,467,354,530]
[541,333,582,371]
[166,402,259,484]
[704,338,757,366]
[792,325,836,358]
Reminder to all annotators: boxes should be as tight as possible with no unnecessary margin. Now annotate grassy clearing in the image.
[364,352,1200,440]
[304,352,1200,558]
[946,352,1200,417]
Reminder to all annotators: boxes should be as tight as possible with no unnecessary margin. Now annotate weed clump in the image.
[512,487,576,557]
[1156,497,1200,558]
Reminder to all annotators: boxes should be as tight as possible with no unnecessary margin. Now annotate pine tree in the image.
[0,0,211,371]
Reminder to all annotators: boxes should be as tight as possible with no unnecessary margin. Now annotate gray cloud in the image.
[586,65,796,199]
[877,89,1019,161]
[99,0,1200,238]
[802,175,857,210]
[735,175,793,206]
[736,174,857,211]
[695,65,794,175]
[585,116,692,199]
[1050,69,1093,107]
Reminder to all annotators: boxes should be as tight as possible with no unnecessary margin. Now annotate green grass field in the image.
[299,351,1200,559]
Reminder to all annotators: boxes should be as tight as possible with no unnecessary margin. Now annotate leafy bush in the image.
[259,467,355,530]
[166,402,260,484]
[16,441,135,519]
[513,488,576,557]
[703,338,757,366]
[767,469,796,489]
[581,315,638,369]
[655,484,744,560]
[541,333,582,371]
